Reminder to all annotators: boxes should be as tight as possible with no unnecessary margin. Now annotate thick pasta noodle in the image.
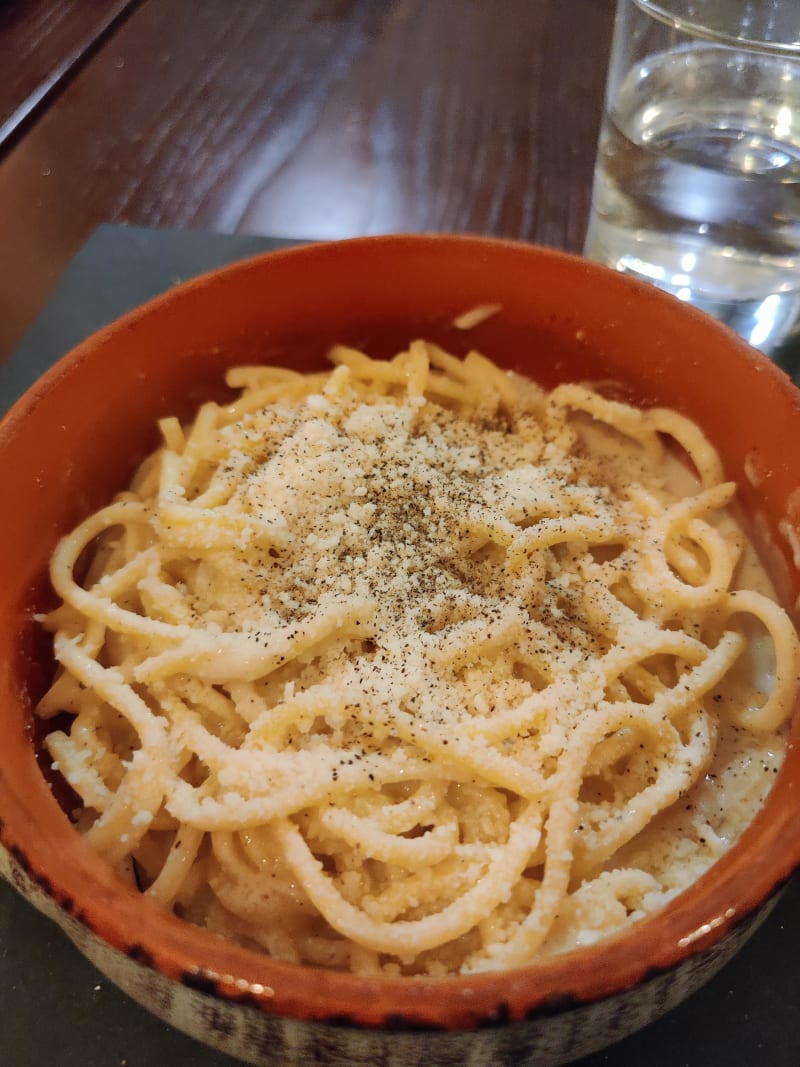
[37,341,799,975]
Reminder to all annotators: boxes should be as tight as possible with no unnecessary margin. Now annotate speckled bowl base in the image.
[1,845,779,1067]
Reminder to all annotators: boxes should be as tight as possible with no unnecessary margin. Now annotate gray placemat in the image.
[0,223,298,407]
[1,224,798,1067]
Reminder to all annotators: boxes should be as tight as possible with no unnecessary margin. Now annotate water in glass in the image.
[585,43,800,352]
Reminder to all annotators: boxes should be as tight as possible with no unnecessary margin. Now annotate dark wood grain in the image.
[0,0,615,363]
[0,0,138,145]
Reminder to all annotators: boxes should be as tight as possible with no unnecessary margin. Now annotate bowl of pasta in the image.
[0,234,799,1067]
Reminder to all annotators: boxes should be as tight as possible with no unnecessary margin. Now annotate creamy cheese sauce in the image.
[37,344,798,973]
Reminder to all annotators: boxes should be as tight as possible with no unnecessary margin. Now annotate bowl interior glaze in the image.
[0,234,799,1030]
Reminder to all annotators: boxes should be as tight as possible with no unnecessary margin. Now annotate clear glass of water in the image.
[584,0,800,354]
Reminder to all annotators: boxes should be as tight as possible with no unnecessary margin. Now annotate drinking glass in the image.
[584,0,800,354]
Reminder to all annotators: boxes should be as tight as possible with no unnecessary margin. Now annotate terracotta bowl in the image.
[1,235,799,1067]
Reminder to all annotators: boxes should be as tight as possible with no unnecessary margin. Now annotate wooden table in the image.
[0,0,615,364]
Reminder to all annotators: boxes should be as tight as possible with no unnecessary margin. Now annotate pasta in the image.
[37,341,799,975]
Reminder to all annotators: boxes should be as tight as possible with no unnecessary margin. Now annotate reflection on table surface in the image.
[0,0,614,364]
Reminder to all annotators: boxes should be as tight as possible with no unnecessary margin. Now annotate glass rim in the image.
[635,0,800,56]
